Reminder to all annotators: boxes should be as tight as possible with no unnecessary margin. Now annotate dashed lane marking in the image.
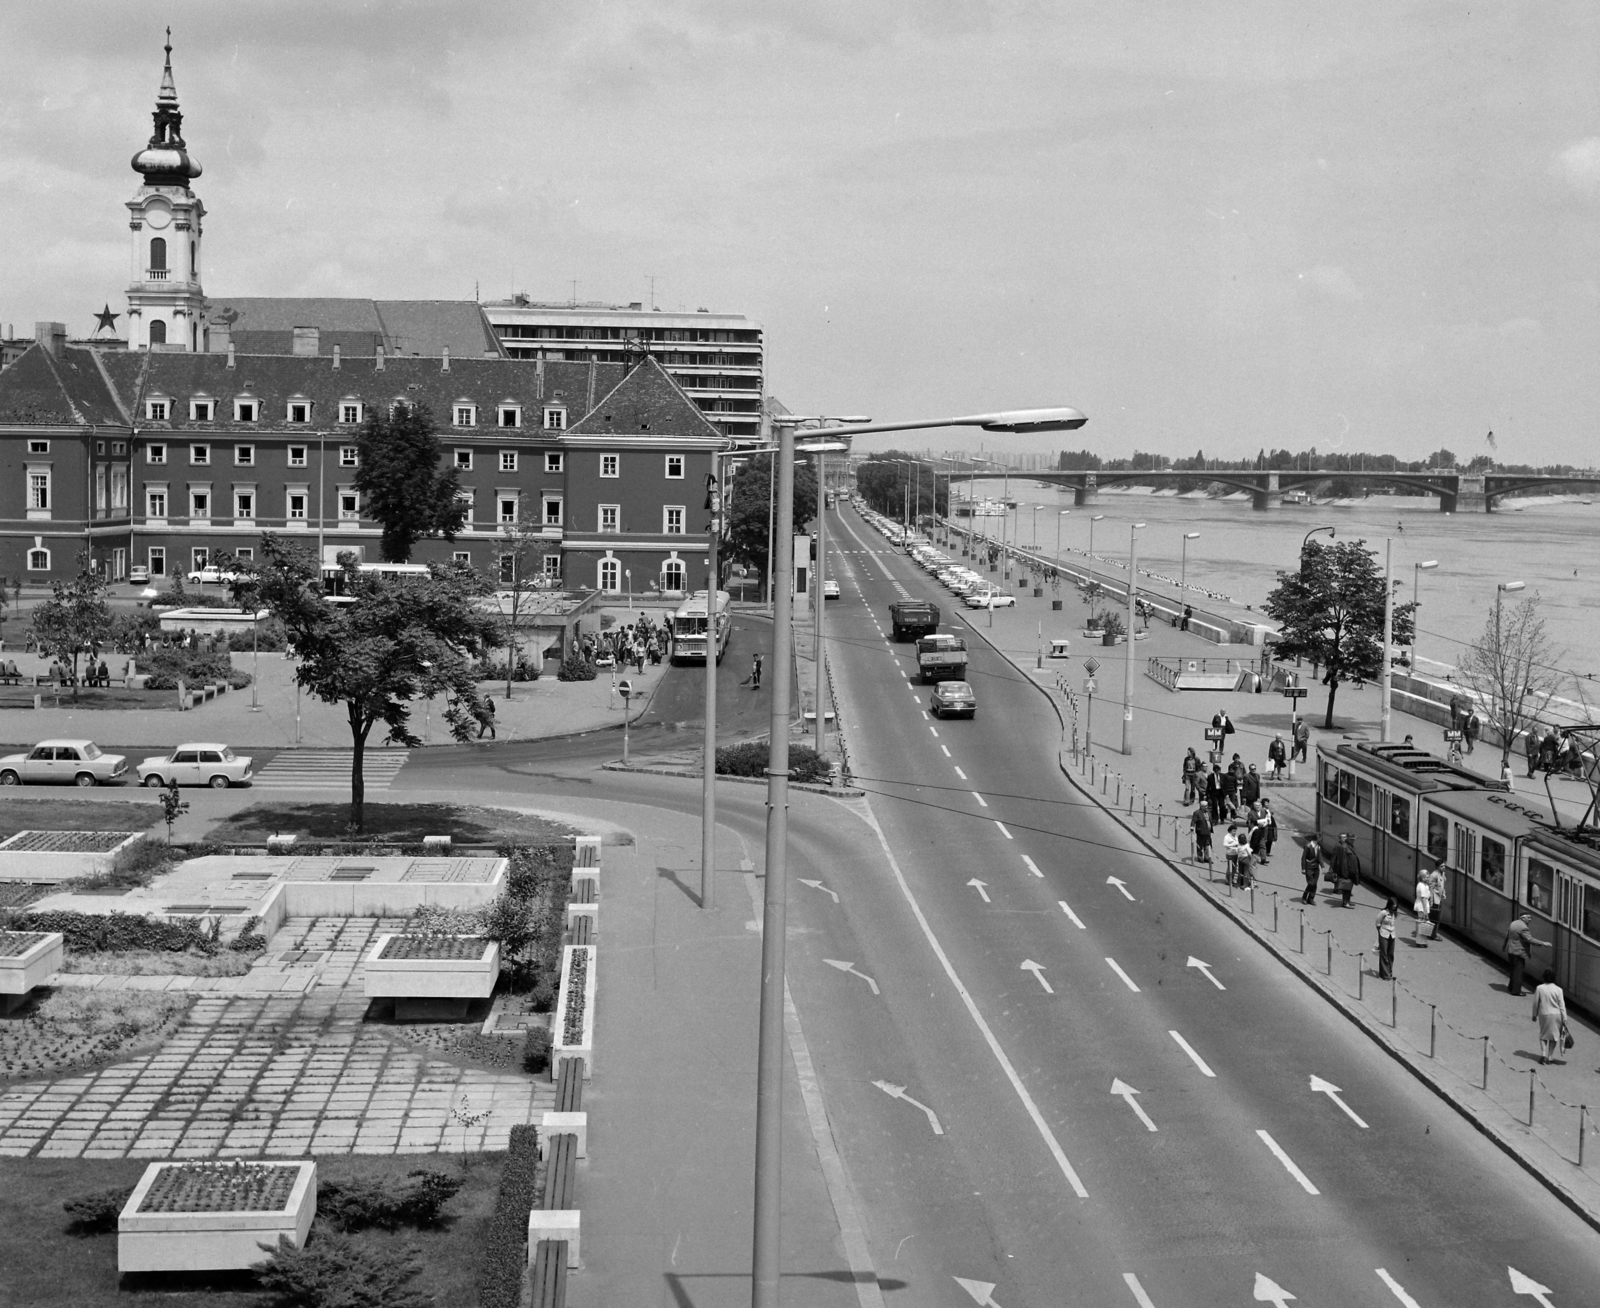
[1021,855,1043,878]
[954,766,968,780]
[1105,957,1141,992]
[1168,1030,1216,1077]
[972,791,988,808]
[1257,1130,1320,1195]
[995,821,1013,839]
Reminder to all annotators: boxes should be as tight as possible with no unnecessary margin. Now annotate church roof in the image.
[567,355,722,440]
[204,298,509,360]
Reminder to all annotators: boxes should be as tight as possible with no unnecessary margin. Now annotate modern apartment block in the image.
[482,298,764,442]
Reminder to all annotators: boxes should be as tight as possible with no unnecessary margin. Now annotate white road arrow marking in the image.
[1021,855,1043,878]
[953,1277,1003,1306]
[872,1079,944,1135]
[1105,957,1142,992]
[1375,1268,1422,1307]
[994,821,1013,838]
[1122,1273,1158,1308]
[1058,900,1085,929]
[1107,876,1135,901]
[966,878,991,903]
[1256,1130,1320,1194]
[1021,959,1054,993]
[1169,1030,1216,1077]
[798,879,839,904]
[1111,1078,1157,1132]
[1309,1075,1369,1128]
[1509,1266,1557,1307]
[1186,956,1226,990]
[823,959,880,995]
[1253,1272,1297,1305]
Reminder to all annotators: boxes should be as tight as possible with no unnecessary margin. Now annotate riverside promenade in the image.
[939,556,1600,1226]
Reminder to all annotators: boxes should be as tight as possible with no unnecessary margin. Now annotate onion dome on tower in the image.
[130,30,202,186]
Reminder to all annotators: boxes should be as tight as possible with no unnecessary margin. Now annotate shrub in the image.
[317,1169,462,1233]
[230,915,268,953]
[62,1186,134,1235]
[521,1027,553,1075]
[68,835,175,892]
[254,1233,430,1308]
[476,1125,540,1308]
[226,618,287,652]
[716,741,830,785]
[4,909,218,954]
[556,650,597,682]
[141,647,247,691]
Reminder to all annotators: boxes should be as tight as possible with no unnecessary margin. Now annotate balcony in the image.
[145,269,169,281]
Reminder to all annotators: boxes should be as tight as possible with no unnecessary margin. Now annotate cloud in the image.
[1552,137,1600,196]
[1298,265,1363,303]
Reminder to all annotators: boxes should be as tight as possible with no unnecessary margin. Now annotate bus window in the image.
[1525,858,1555,915]
[1355,777,1373,821]
[1320,761,1338,802]
[1338,769,1355,812]
[1426,813,1448,865]
[1389,795,1410,840]
[1481,837,1507,892]
[1585,886,1600,942]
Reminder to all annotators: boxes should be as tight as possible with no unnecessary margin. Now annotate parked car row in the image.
[0,740,253,788]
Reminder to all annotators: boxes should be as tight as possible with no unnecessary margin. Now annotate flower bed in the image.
[140,1160,298,1214]
[0,831,138,854]
[0,931,51,958]
[551,943,596,1080]
[379,935,494,963]
[118,1159,316,1273]
[561,949,589,1046]
[364,934,501,1018]
[0,930,65,1012]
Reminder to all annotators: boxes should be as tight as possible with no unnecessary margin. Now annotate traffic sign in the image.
[1281,687,1309,699]
[1083,657,1101,676]
[1085,677,1098,695]
[1204,727,1224,743]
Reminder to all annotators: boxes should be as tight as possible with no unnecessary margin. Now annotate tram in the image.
[320,561,432,604]
[1317,739,1600,1012]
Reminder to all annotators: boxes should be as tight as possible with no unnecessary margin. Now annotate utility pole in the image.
[702,471,722,908]
[1380,537,1393,743]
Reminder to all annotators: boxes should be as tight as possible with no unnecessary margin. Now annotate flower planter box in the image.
[0,830,145,884]
[0,930,65,1012]
[552,943,596,1081]
[364,933,500,1021]
[118,1160,316,1273]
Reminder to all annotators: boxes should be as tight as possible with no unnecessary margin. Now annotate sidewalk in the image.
[945,554,1600,1227]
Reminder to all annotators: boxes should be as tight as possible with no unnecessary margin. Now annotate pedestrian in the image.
[1411,868,1433,945]
[1219,764,1239,820]
[1223,825,1242,885]
[1181,747,1201,805]
[1292,717,1310,764]
[1268,733,1288,780]
[1242,764,1262,808]
[476,697,497,739]
[1425,861,1446,940]
[1525,726,1540,778]
[1538,729,1558,777]
[1332,833,1361,908]
[1531,970,1569,1065]
[1503,911,1549,997]
[1500,761,1515,792]
[1376,898,1397,979]
[1259,799,1277,862]
[1205,765,1224,824]
[1449,694,1466,732]
[1300,838,1322,904]
[1181,604,1192,632]
[1212,710,1236,740]
[752,652,763,690]
[1191,804,1213,865]
[1463,711,1480,755]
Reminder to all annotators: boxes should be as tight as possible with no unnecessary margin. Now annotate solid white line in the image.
[1168,1030,1216,1077]
[1375,1268,1422,1308]
[856,805,1089,1197]
[1123,1273,1158,1308]
[1105,957,1141,992]
[954,766,968,780]
[995,821,1013,839]
[1021,855,1043,878]
[1059,901,1085,928]
[1257,1130,1320,1195]
[972,791,988,808]
[941,745,951,758]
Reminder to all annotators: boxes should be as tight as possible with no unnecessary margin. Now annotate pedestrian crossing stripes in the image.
[251,749,410,791]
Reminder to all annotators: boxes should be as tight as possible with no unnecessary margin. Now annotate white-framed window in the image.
[543,496,563,527]
[339,491,360,520]
[455,404,477,428]
[498,553,516,585]
[234,399,258,423]
[599,504,620,533]
[110,465,128,511]
[148,546,166,577]
[146,399,169,421]
[599,557,620,592]
[147,443,166,464]
[287,400,312,424]
[95,465,106,514]
[191,444,210,465]
[340,446,359,467]
[189,488,211,518]
[499,496,518,525]
[662,558,686,592]
[498,404,521,429]
[665,454,684,479]
[235,445,255,466]
[111,547,126,580]
[544,406,567,431]
[454,449,473,470]
[453,550,471,565]
[27,470,49,511]
[499,450,517,472]
[340,401,363,424]
[664,505,685,534]
[544,451,564,473]
[234,489,255,519]
[191,547,209,572]
[600,454,619,478]
[235,547,254,562]
[27,440,49,454]
[288,445,307,467]
[542,554,562,582]
[97,441,106,455]
[146,487,168,519]
[189,399,213,422]
[26,547,49,572]
[287,491,308,520]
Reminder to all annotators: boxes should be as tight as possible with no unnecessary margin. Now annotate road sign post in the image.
[1281,685,1308,778]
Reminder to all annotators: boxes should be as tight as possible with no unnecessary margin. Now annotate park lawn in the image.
[0,1151,507,1307]
[205,800,577,845]
[0,797,159,843]
[0,686,165,712]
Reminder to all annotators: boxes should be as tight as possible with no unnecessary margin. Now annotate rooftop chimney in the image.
[375,344,385,371]
[226,341,236,369]
[441,346,450,372]
[292,326,320,357]
[33,321,67,357]
[332,343,342,369]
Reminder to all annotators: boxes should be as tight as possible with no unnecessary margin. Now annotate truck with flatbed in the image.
[915,632,968,683]
[889,600,941,642]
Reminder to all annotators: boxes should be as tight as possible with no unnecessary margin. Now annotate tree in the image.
[851,452,943,524]
[1261,539,1414,729]
[726,453,817,592]
[494,499,554,701]
[352,401,468,562]
[1453,592,1564,770]
[31,554,113,702]
[234,537,501,832]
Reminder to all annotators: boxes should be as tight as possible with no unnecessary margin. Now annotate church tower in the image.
[126,32,206,351]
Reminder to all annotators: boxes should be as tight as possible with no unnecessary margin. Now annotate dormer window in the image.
[543,406,567,431]
[454,403,478,428]
[287,399,312,424]
[146,399,169,422]
[339,400,363,424]
[189,399,213,422]
[234,399,258,423]
[498,404,522,429]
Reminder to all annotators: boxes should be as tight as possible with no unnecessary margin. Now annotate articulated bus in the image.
[669,589,732,665]
[1318,739,1600,1013]
[321,562,432,604]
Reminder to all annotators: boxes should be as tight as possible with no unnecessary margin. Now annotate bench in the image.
[570,915,593,947]
[542,1132,578,1211]
[555,1056,584,1115]
[529,1239,568,1308]
[527,1129,582,1268]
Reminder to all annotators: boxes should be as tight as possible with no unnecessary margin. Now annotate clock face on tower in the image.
[144,206,172,230]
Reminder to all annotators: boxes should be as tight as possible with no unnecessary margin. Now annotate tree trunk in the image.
[70,651,80,703]
[1322,679,1339,730]
[349,707,370,834]
[506,586,518,703]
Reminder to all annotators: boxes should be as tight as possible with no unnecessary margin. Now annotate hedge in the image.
[141,648,252,691]
[3,910,218,955]
[716,741,831,785]
[476,1124,541,1308]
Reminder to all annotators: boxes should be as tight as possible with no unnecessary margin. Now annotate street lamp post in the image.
[1056,510,1070,557]
[751,406,1086,1308]
[1496,580,1525,629]
[1087,513,1106,587]
[813,450,828,758]
[1122,522,1146,755]
[702,471,723,911]
[1381,538,1395,742]
[1180,532,1200,595]
[1413,560,1438,671]
[1031,504,1041,548]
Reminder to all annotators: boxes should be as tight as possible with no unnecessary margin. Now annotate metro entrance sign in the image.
[1281,687,1309,700]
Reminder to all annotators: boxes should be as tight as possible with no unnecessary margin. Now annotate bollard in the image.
[1273,893,1279,933]
[1529,1069,1536,1127]
[1429,1005,1437,1058]
[1358,954,1364,1000]
[1326,931,1333,976]
[1391,976,1398,1028]
[1581,1106,1588,1168]
[1482,1037,1490,1091]
[1299,911,1306,954]
[1250,882,1256,915]
[1116,776,1122,805]
[1142,796,1148,826]
[1156,805,1163,838]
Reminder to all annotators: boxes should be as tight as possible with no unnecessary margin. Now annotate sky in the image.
[1,2,1597,466]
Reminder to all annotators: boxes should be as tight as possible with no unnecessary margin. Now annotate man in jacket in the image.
[1505,911,1550,998]
[1205,765,1225,824]
[1191,804,1213,864]
[1241,764,1262,808]
[1268,734,1288,780]
[1292,717,1310,764]
[1182,747,1201,805]
[1331,833,1361,908]
[1300,839,1322,904]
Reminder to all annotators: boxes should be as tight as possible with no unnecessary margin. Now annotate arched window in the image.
[662,559,686,593]
[149,237,167,271]
[599,558,620,593]
[148,320,167,346]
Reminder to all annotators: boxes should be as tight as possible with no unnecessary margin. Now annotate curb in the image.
[959,589,1600,1233]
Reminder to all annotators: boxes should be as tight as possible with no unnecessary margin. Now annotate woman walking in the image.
[1532,970,1569,1065]
[1411,870,1433,946]
[1376,898,1397,980]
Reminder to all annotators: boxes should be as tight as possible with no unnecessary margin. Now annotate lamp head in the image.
[1418,560,1438,571]
[1498,581,1525,593]
[1184,532,1201,540]
[978,407,1088,433]
[1091,514,1105,522]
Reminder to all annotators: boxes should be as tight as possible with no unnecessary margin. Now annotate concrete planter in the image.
[0,931,65,1011]
[118,1160,316,1273]
[364,934,500,1020]
[552,943,597,1080]
[0,831,145,884]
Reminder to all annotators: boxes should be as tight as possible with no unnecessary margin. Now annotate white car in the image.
[128,564,151,584]
[0,740,128,787]
[964,589,1017,609]
[138,743,254,789]
[822,579,841,600]
[186,566,242,585]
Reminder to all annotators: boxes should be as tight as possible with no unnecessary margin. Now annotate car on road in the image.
[929,680,976,719]
[186,566,242,586]
[822,578,841,600]
[137,743,254,789]
[0,740,129,787]
[964,588,1017,609]
[128,564,151,584]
